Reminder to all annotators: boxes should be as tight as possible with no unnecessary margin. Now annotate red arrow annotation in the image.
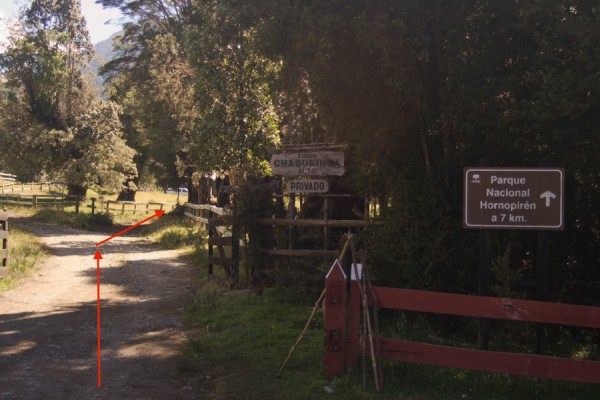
[93,250,103,388]
[95,209,165,247]
[93,210,164,387]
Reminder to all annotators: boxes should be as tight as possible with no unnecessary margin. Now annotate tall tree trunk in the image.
[67,183,87,197]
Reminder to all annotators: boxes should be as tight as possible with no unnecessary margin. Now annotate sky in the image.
[0,0,123,46]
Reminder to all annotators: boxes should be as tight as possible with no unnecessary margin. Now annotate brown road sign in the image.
[464,168,564,230]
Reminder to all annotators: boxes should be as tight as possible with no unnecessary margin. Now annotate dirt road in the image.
[0,215,206,399]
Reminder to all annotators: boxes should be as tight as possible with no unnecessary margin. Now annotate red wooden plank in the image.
[370,286,600,329]
[373,337,600,384]
[324,260,347,377]
[347,281,361,371]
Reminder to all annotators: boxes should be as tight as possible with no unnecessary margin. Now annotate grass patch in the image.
[183,283,600,400]
[0,225,49,292]
[141,213,204,249]
[31,208,114,230]
[184,284,332,400]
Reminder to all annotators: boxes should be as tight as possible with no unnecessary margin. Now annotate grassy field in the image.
[0,225,48,292]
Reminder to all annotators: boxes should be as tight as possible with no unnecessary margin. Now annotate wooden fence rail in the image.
[0,181,67,193]
[0,173,17,183]
[0,209,8,268]
[343,286,600,384]
[103,200,170,215]
[0,194,79,208]
[184,203,228,225]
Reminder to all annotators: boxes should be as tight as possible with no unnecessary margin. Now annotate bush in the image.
[87,212,114,227]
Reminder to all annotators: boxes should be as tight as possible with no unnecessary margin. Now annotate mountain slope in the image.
[90,31,121,94]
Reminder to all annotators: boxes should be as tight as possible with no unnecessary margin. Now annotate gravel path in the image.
[0,214,207,399]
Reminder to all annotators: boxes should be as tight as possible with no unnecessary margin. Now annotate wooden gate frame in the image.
[326,272,600,385]
[184,203,239,287]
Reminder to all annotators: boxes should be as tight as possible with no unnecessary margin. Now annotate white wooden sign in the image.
[270,151,345,177]
[285,179,329,193]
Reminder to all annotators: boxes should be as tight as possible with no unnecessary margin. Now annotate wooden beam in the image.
[257,218,380,228]
[208,237,232,246]
[262,249,339,257]
[184,203,227,215]
[373,337,600,384]
[0,249,8,259]
[0,231,8,240]
[208,216,233,227]
[184,212,208,224]
[370,286,600,329]
[207,256,231,268]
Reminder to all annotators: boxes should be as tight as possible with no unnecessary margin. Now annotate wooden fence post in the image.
[231,222,240,288]
[208,230,214,275]
[1,209,8,268]
[348,277,361,371]
[323,197,329,250]
[324,260,347,376]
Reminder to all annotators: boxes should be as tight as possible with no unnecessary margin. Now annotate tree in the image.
[184,1,281,182]
[0,0,137,196]
[99,0,198,199]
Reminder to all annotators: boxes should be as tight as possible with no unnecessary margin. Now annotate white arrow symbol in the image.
[540,191,556,207]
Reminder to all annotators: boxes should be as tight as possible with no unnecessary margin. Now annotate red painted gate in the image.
[325,276,600,385]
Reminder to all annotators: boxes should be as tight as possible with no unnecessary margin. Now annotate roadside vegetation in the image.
[141,212,203,250]
[0,225,48,292]
[181,281,600,400]
[3,195,599,398]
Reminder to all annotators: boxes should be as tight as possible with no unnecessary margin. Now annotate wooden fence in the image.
[0,193,80,209]
[184,200,379,286]
[0,181,67,193]
[0,173,17,183]
[331,277,600,385]
[0,209,8,268]
[102,200,170,215]
[184,203,239,285]
[260,193,378,259]
[257,217,377,259]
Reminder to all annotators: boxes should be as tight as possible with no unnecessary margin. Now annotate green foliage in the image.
[86,212,114,227]
[0,0,137,195]
[184,5,281,175]
[490,242,527,299]
[233,176,277,285]
[86,3,600,387]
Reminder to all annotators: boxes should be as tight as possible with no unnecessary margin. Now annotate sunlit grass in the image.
[0,226,48,292]
[141,213,204,249]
